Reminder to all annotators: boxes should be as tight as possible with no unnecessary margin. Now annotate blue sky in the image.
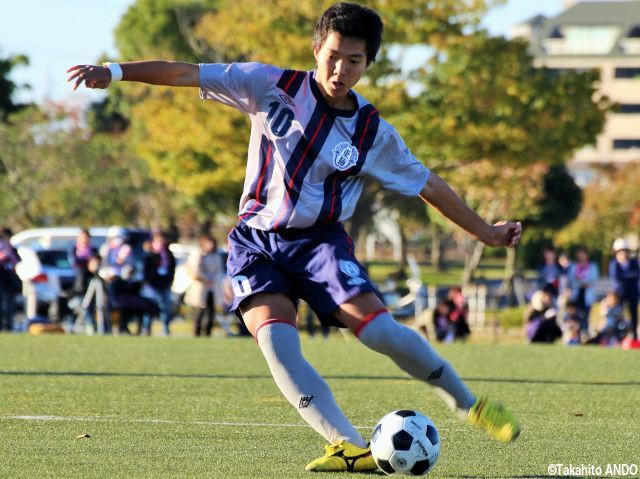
[1,0,565,105]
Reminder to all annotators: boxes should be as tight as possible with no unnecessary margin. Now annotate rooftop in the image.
[523,1,640,57]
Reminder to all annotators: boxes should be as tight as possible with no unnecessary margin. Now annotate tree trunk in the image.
[462,239,485,286]
[497,247,525,306]
[430,223,444,271]
[397,224,408,274]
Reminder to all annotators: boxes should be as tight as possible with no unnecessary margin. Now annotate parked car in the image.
[11,226,151,262]
[15,246,76,318]
[12,227,151,318]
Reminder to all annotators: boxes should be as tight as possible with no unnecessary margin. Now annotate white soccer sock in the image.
[358,311,476,414]
[256,320,367,448]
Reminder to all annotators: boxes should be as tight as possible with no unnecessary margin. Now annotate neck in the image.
[315,79,355,110]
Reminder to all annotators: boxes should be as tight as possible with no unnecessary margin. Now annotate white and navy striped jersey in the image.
[199,62,430,231]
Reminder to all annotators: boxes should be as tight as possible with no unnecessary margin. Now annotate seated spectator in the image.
[526,286,561,343]
[529,308,563,344]
[562,301,582,345]
[447,286,471,341]
[586,292,628,346]
[432,299,454,343]
[110,265,159,335]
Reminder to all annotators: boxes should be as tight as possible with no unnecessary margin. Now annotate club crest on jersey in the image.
[339,260,367,286]
[332,142,359,171]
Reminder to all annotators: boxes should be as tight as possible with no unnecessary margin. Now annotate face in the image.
[543,249,556,264]
[314,31,367,106]
[615,249,628,262]
[78,231,90,246]
[576,249,588,263]
[200,238,215,252]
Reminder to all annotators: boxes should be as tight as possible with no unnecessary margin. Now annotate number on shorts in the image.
[231,275,252,297]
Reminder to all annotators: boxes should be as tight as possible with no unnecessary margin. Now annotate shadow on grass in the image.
[0,370,638,387]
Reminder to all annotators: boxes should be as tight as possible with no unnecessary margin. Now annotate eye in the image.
[328,54,335,60]
[350,59,361,65]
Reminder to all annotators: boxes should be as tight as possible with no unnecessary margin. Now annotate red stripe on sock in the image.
[254,319,297,343]
[355,309,388,338]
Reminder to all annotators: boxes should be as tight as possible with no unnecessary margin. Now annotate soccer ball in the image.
[370,410,440,476]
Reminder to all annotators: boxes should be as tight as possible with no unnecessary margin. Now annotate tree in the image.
[0,107,161,228]
[557,164,640,258]
[400,34,607,283]
[0,51,29,121]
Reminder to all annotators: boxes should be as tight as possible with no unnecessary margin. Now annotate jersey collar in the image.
[309,70,359,118]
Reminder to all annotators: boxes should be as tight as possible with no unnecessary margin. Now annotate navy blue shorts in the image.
[226,222,379,327]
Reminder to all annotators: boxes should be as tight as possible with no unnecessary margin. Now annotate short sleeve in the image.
[364,124,430,196]
[199,62,275,114]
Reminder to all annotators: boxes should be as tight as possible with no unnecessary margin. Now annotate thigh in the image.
[335,292,387,334]
[228,225,295,316]
[290,228,379,327]
[239,293,297,337]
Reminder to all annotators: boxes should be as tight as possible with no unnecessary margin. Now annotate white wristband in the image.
[103,62,123,82]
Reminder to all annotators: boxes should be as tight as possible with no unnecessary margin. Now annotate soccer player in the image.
[68,2,521,472]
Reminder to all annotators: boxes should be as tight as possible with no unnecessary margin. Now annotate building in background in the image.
[514,0,640,185]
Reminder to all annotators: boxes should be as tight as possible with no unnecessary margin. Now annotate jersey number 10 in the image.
[267,101,294,137]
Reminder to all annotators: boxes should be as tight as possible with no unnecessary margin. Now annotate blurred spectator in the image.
[304,304,330,339]
[608,239,639,339]
[100,226,133,281]
[432,299,455,342]
[447,286,470,340]
[562,301,582,345]
[185,233,223,337]
[566,247,598,334]
[77,253,105,334]
[110,265,159,335]
[586,291,628,346]
[538,246,562,298]
[143,230,176,336]
[526,286,562,343]
[71,228,98,296]
[557,250,572,301]
[0,227,20,331]
[563,315,581,346]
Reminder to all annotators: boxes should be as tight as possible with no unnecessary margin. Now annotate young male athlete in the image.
[69,2,521,472]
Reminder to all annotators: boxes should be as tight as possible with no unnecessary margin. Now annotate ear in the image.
[313,44,320,62]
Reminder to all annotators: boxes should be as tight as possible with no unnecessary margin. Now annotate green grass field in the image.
[1,334,638,478]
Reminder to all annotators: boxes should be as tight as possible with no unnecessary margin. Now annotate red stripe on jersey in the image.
[324,175,340,224]
[240,142,273,220]
[358,109,377,153]
[283,71,299,94]
[273,113,328,230]
[324,108,377,224]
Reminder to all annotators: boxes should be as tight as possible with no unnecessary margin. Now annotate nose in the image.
[334,59,347,77]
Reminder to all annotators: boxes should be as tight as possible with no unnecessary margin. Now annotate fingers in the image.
[507,221,522,247]
[66,64,109,91]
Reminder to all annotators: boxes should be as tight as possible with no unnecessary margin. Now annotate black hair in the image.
[313,2,383,65]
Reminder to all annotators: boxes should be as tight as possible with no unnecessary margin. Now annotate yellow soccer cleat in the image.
[468,396,521,442]
[305,440,378,472]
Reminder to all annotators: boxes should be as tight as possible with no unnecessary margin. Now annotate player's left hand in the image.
[486,221,522,248]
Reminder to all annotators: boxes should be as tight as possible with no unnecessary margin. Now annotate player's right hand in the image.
[66,64,111,91]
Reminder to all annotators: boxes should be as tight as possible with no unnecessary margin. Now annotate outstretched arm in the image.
[419,172,522,248]
[66,61,199,91]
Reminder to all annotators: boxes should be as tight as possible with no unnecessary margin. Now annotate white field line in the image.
[1,415,377,430]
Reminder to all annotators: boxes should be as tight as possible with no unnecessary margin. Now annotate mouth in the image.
[330,80,345,90]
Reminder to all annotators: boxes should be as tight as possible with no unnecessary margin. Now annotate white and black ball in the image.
[370,410,440,476]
